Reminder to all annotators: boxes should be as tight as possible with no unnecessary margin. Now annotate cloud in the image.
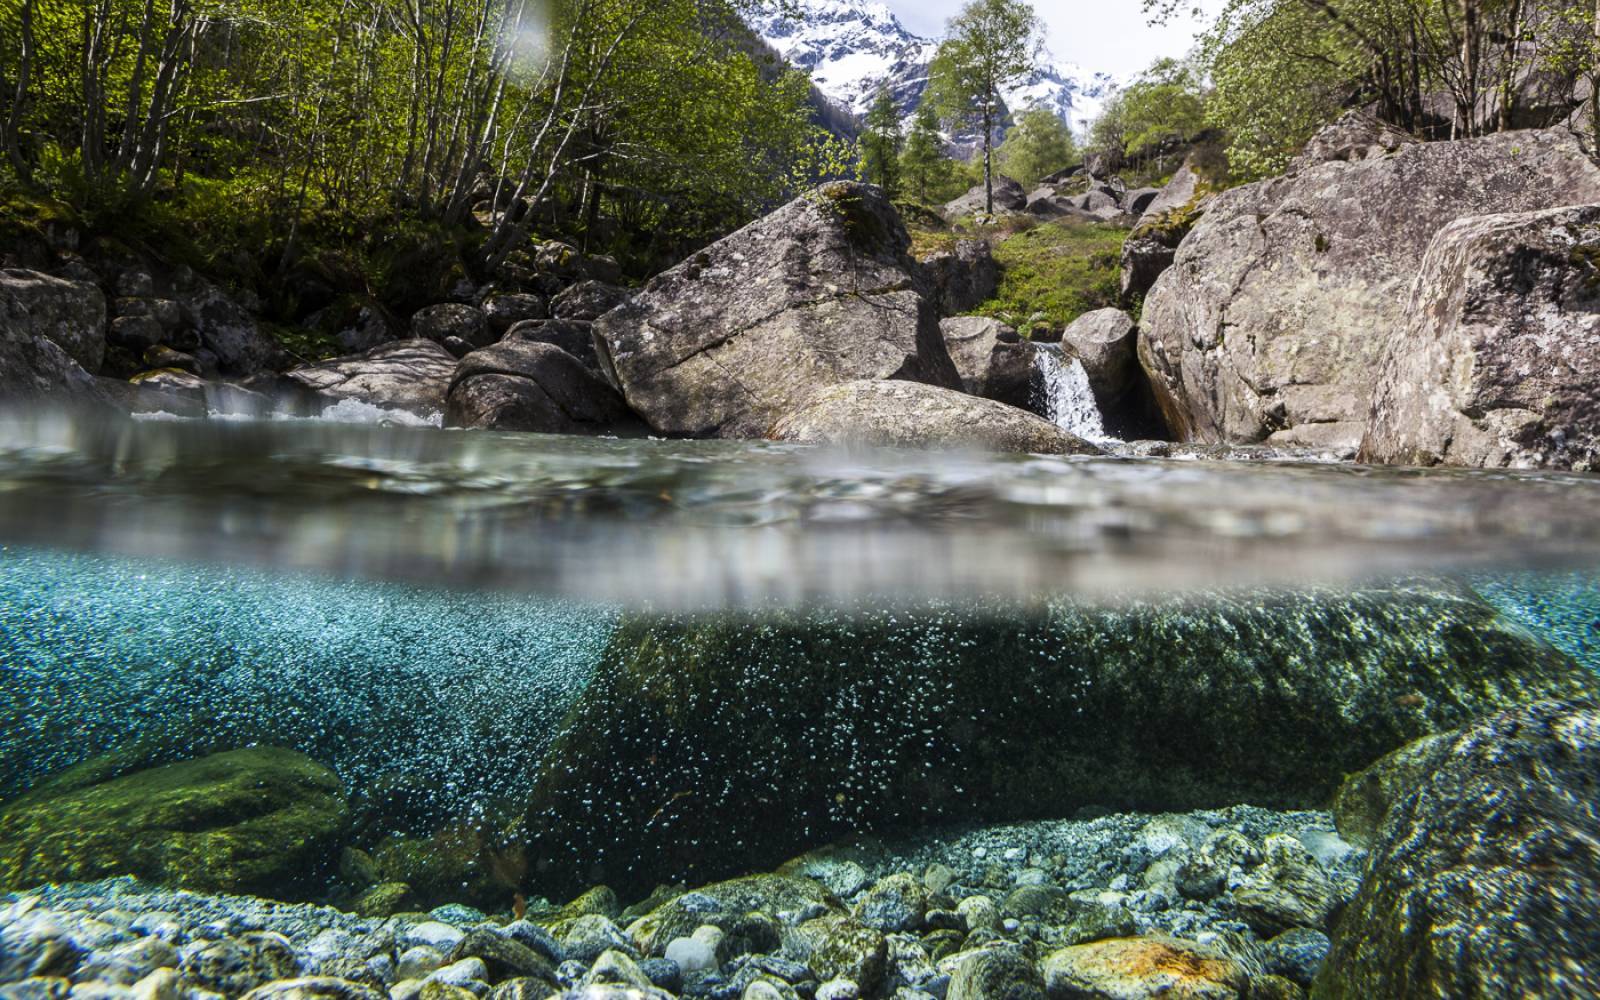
[888,0,1213,79]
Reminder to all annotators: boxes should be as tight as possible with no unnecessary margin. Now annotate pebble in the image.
[426,960,486,989]
[403,927,465,956]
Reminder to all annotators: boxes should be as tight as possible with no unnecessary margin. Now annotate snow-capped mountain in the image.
[749,0,1116,137]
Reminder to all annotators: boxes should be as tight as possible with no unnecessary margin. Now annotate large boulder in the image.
[1314,700,1600,999]
[919,240,1000,316]
[505,319,602,373]
[1360,205,1600,471]
[176,276,283,375]
[768,380,1099,455]
[1137,163,1201,223]
[445,340,641,435]
[1139,126,1600,448]
[1060,309,1138,406]
[942,177,1028,220]
[593,183,960,438]
[939,317,1042,414]
[0,268,106,373]
[0,748,347,897]
[280,339,456,421]
[518,583,1592,898]
[411,303,492,354]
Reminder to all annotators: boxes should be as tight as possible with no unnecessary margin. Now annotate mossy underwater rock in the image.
[1314,699,1600,999]
[520,582,1594,899]
[0,747,347,897]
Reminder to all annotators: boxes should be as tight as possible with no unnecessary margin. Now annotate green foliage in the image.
[0,0,826,293]
[963,219,1128,330]
[926,0,1046,213]
[862,88,904,196]
[899,103,974,205]
[1118,58,1208,162]
[995,106,1078,188]
[1139,0,1593,182]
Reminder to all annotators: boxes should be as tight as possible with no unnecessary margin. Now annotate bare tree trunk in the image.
[3,0,35,181]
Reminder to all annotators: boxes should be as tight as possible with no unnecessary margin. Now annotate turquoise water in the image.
[1,410,1598,927]
[0,547,614,825]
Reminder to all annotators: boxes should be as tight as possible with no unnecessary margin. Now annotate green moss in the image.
[816,183,892,253]
[0,748,347,898]
[961,220,1128,330]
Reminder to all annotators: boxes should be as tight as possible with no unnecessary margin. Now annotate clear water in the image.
[0,406,1597,980]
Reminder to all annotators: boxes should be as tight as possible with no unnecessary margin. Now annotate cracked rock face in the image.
[1360,205,1600,471]
[283,339,457,420]
[592,183,960,439]
[1138,126,1600,450]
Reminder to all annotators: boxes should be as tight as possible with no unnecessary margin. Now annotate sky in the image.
[887,1,1214,79]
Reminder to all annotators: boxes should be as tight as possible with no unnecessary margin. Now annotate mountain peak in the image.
[750,0,1115,135]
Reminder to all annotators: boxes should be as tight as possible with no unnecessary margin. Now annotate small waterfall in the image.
[1034,345,1109,441]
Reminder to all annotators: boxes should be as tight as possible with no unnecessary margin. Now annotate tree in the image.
[861,87,904,196]
[925,0,1046,215]
[995,105,1077,187]
[900,100,955,203]
[1116,58,1208,167]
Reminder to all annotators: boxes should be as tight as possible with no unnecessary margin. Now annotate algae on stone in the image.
[0,748,347,897]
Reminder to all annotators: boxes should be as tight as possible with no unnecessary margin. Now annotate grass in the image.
[944,218,1128,332]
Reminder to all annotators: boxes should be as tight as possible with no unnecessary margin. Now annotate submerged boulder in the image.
[1139,126,1600,449]
[1361,205,1600,471]
[768,380,1098,455]
[1314,699,1600,999]
[593,183,959,438]
[279,339,457,421]
[518,583,1592,899]
[445,341,641,435]
[0,748,347,897]
[1042,935,1250,999]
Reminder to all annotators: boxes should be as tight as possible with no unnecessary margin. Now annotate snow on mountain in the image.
[749,0,1116,137]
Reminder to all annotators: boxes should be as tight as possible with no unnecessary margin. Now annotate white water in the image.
[1035,346,1109,441]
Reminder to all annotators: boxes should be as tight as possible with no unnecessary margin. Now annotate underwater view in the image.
[3,409,1600,1000]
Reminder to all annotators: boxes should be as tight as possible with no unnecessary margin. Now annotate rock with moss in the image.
[518,583,1592,900]
[593,182,960,439]
[1314,699,1600,999]
[768,380,1102,455]
[1327,732,1452,849]
[1361,204,1600,471]
[239,978,386,1000]
[0,748,347,898]
[789,915,887,992]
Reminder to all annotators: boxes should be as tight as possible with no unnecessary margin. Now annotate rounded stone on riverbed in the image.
[1041,936,1249,999]
[238,978,386,1000]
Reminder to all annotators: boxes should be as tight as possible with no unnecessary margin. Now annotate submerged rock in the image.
[1042,935,1248,999]
[518,584,1592,899]
[768,380,1099,455]
[1361,204,1600,471]
[1314,699,1600,999]
[593,183,959,439]
[0,749,347,897]
[1139,125,1600,450]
